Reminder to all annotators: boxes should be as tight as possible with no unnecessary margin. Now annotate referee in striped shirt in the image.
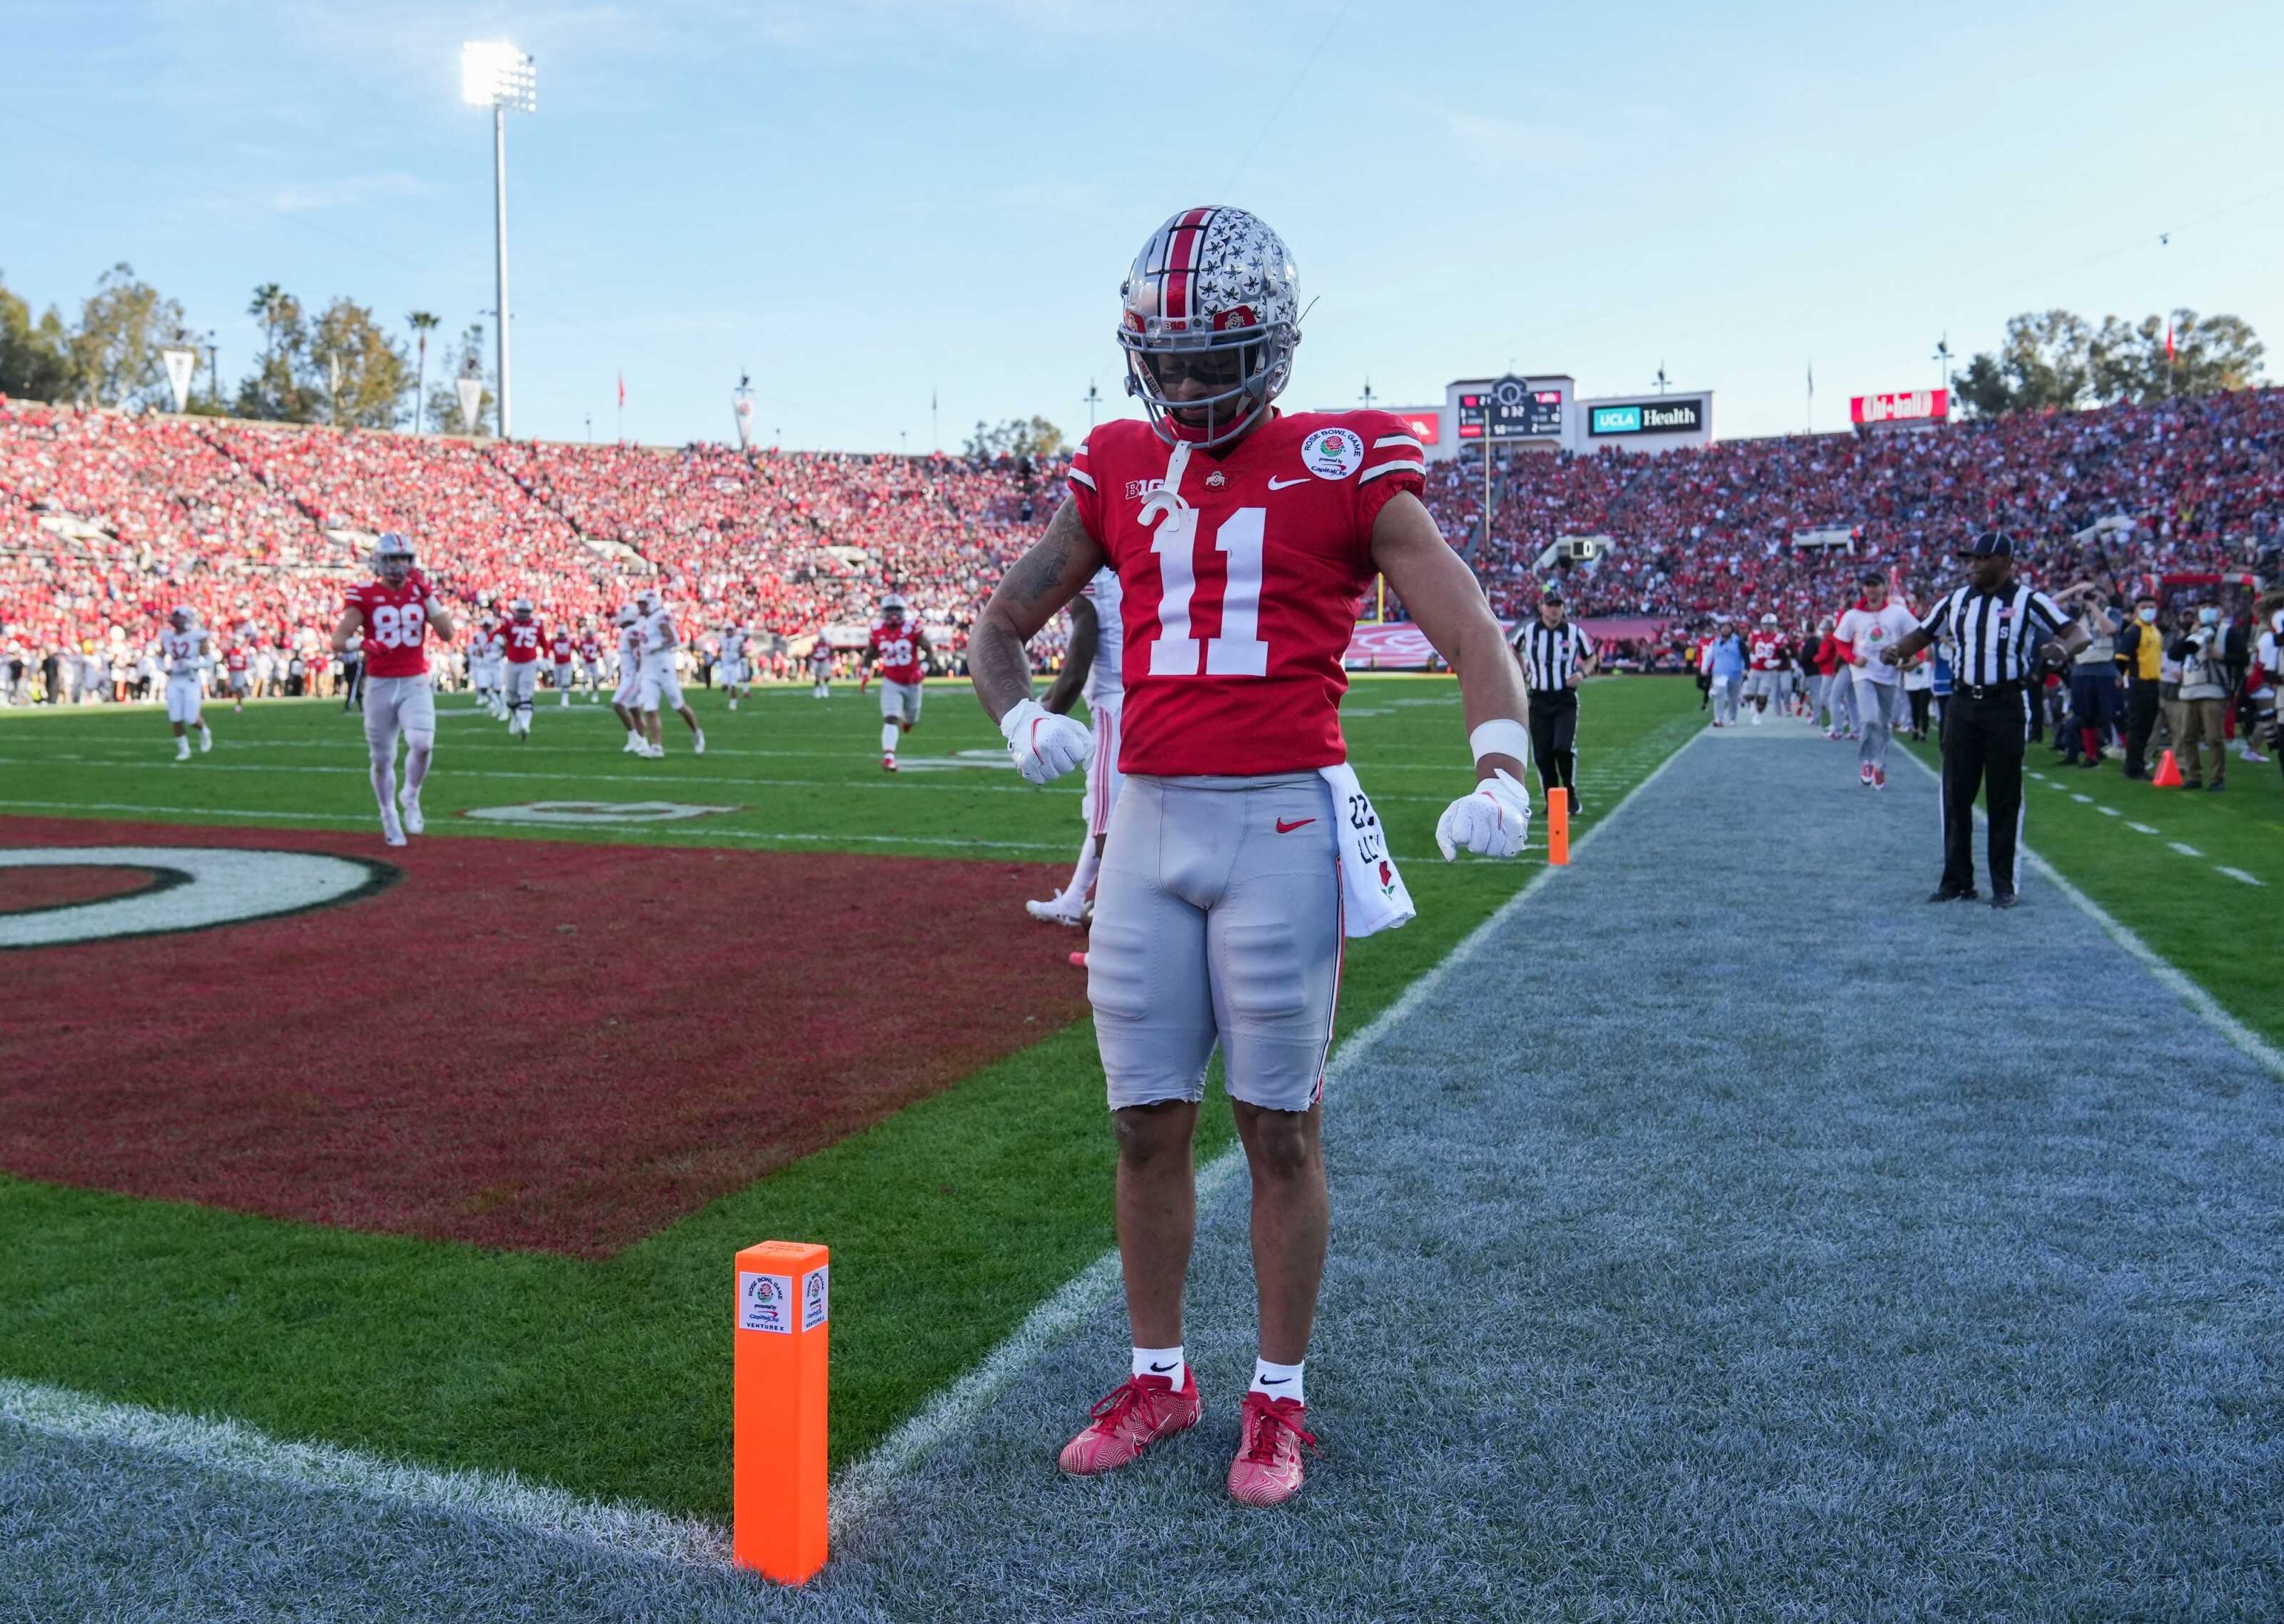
[1881,531,2088,908]
[1510,587,1596,814]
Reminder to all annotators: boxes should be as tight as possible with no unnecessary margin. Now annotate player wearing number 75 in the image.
[969,205,1532,1510]
[333,532,456,848]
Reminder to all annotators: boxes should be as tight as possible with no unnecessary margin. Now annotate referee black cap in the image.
[1540,583,1565,602]
[1959,529,2015,559]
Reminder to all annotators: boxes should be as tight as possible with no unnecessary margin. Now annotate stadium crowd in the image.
[3,387,2278,711]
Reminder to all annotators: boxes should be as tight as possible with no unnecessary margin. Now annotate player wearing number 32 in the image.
[970,206,1532,1509]
[333,532,456,848]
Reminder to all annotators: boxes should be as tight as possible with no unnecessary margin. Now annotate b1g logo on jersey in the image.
[1300,427,1365,480]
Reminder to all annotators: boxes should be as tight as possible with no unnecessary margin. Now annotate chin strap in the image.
[1137,442,1194,523]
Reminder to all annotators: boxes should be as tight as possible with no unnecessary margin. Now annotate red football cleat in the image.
[882,755,896,773]
[1068,950,1088,969]
[1871,766,1887,791]
[1058,1374,1199,1476]
[1226,1391,1315,1508]
[1859,763,1874,787]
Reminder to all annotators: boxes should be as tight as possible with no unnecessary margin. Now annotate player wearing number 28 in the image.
[970,206,1535,1508]
[335,532,456,848]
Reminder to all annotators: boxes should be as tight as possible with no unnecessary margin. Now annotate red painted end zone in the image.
[0,816,1091,1258]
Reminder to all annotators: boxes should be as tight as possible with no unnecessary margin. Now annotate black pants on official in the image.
[2122,680,2160,777]
[1939,683,2029,898]
[1529,691,1580,807]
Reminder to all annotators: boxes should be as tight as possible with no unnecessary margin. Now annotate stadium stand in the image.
[4,388,2278,690]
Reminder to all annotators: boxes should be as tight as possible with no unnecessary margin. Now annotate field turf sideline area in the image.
[0,674,1701,1520]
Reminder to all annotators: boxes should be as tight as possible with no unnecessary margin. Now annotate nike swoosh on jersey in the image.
[1275,818,1316,833]
[1266,476,1310,490]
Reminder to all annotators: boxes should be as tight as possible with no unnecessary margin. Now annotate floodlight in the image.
[461,41,535,111]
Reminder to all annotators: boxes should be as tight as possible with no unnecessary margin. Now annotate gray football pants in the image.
[1854,671,1903,770]
[1086,773,1342,1115]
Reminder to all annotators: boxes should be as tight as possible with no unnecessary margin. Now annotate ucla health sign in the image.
[1590,398,1705,437]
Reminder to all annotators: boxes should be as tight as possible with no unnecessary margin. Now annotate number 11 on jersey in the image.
[1146,507,1269,678]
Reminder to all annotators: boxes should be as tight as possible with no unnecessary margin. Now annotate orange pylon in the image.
[1547,788,1570,866]
[2151,749,2183,788]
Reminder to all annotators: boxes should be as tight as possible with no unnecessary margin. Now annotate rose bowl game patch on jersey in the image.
[1299,426,1365,479]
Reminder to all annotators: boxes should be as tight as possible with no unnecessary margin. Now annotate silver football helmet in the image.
[374,532,415,587]
[1117,206,1300,450]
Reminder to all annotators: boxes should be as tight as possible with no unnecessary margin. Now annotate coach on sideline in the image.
[1882,531,2088,909]
[1510,586,1595,814]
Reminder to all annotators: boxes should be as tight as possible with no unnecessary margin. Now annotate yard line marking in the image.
[827,723,1710,1543]
[1901,752,2281,1083]
[2217,867,2264,887]
[2071,793,2093,803]
[0,1377,734,1571]
[2169,841,2205,858]
[2097,806,2121,816]
[2128,821,2159,834]
[0,799,1069,853]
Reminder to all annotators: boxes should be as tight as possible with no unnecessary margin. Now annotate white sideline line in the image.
[825,724,1711,1542]
[0,1376,734,1571]
[1899,753,2283,1082]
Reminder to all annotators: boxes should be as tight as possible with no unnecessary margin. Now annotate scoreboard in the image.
[1455,375,1565,442]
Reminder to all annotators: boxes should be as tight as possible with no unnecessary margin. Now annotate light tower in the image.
[461,41,535,437]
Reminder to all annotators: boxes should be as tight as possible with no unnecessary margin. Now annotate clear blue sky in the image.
[6,0,2280,451]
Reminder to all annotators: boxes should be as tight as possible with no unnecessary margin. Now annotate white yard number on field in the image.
[1146,506,1269,678]
[368,603,425,648]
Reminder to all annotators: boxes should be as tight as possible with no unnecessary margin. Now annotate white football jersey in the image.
[1079,567,1123,706]
[642,609,677,661]
[161,629,202,677]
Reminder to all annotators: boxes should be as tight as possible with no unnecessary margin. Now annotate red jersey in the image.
[500,616,547,664]
[552,634,575,666]
[344,577,437,679]
[577,634,602,661]
[1067,410,1425,776]
[224,646,249,675]
[1749,633,1782,670]
[869,621,924,686]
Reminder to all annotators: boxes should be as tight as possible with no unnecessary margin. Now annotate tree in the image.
[2090,308,2265,405]
[1951,310,2093,419]
[0,270,79,402]
[233,290,323,422]
[69,263,188,410]
[406,310,440,433]
[962,415,1066,459]
[424,321,496,437]
[307,298,413,429]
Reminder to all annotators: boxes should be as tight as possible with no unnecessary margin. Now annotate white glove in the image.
[1435,768,1532,861]
[1000,698,1093,786]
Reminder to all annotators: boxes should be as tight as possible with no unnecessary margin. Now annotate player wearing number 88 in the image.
[970,205,1535,1508]
[334,532,456,847]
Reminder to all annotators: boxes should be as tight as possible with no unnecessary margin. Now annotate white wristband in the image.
[1469,718,1531,765]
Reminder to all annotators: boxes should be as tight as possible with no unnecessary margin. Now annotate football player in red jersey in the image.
[223,635,251,712]
[969,207,1534,1508]
[550,624,577,707]
[333,532,456,846]
[860,594,932,770]
[498,599,547,739]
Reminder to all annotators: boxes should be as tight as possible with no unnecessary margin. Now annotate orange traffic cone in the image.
[2151,749,2183,788]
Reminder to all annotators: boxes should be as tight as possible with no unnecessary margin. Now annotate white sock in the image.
[1250,1356,1304,1405]
[370,757,397,818]
[881,722,899,754]
[1133,1346,1186,1391]
[1067,839,1101,906]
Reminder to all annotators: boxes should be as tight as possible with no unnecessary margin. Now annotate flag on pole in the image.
[1807,362,1814,397]
[2165,322,2176,361]
[618,372,626,408]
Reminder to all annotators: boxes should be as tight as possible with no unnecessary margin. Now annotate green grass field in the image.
[0,674,1702,1518]
[1899,728,2283,1050]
